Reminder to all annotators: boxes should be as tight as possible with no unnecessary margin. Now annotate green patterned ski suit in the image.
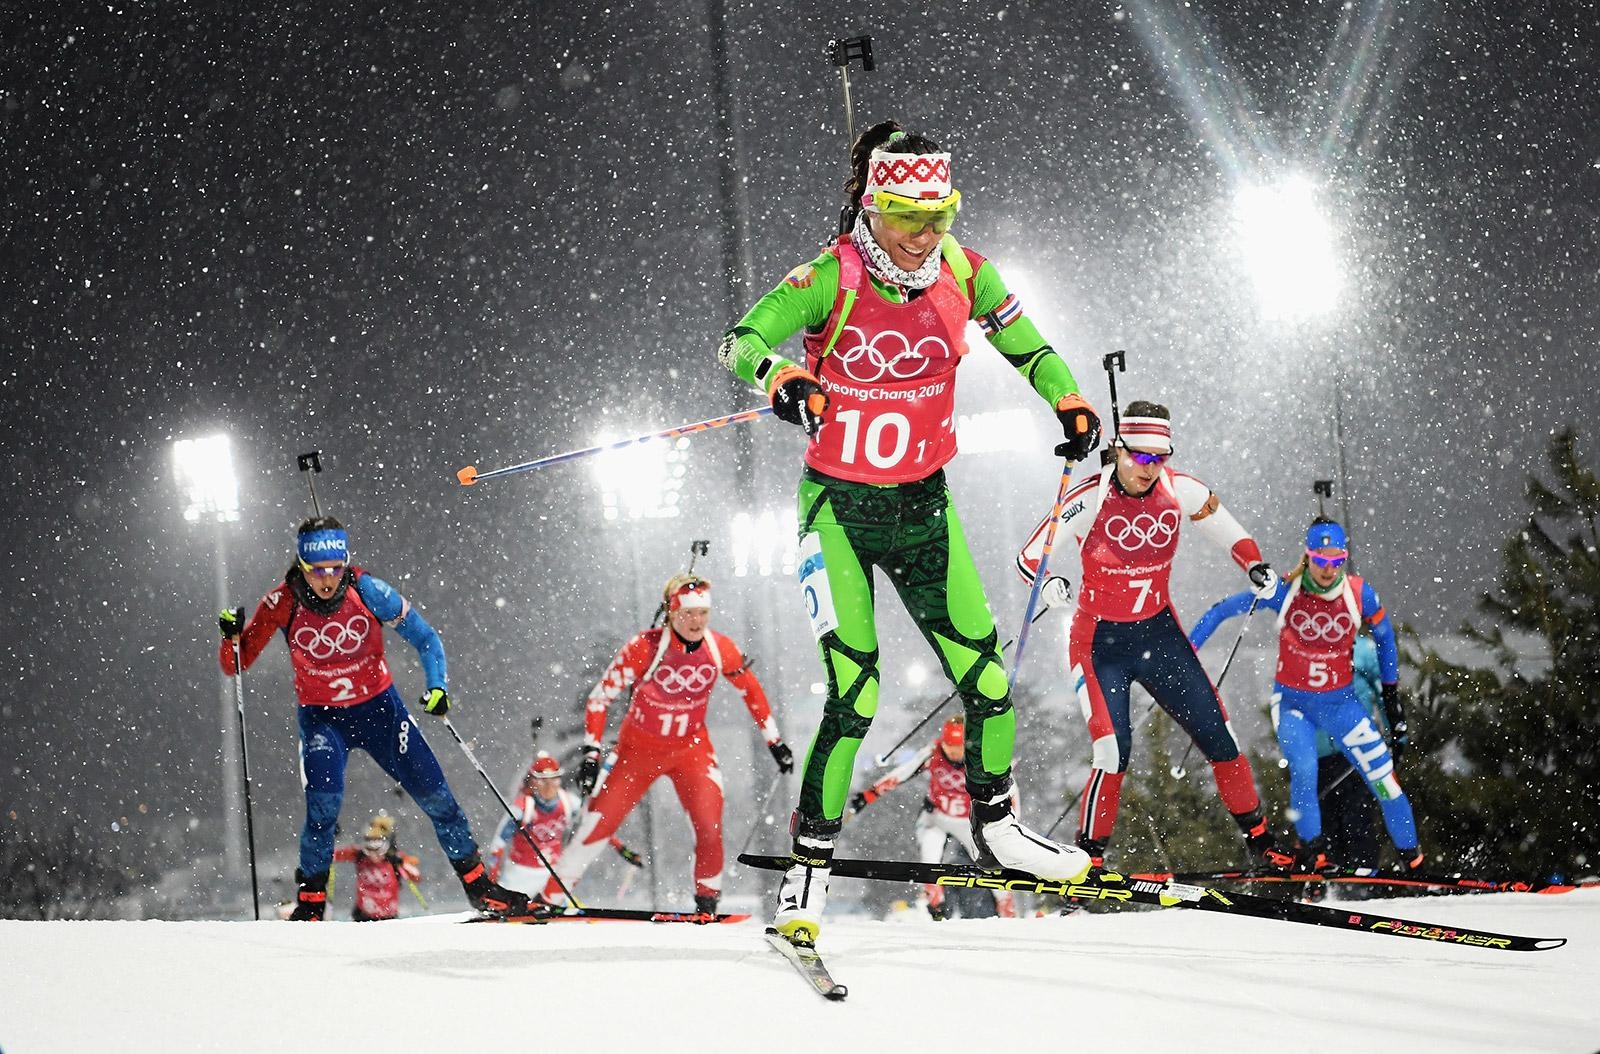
[718,235,1085,837]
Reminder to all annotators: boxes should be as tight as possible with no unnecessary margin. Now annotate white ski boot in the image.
[772,835,832,946]
[972,791,1091,881]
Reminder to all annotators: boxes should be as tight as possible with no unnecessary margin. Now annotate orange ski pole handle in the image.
[457,406,775,486]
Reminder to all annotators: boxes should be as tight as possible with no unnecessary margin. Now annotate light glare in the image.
[593,436,688,520]
[172,435,240,523]
[1234,176,1342,321]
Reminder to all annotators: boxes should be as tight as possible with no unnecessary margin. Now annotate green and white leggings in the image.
[792,467,1015,838]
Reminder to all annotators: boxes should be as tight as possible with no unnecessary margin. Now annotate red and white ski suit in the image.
[1018,464,1267,845]
[552,627,779,901]
[486,787,579,897]
[331,845,421,921]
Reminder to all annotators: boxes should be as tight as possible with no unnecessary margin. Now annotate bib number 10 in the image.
[835,409,922,469]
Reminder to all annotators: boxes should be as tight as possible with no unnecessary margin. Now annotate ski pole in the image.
[440,716,582,907]
[875,585,1067,766]
[406,874,429,909]
[1171,595,1260,779]
[230,636,262,920]
[1318,762,1359,801]
[734,769,787,863]
[1008,462,1079,693]
[457,406,774,486]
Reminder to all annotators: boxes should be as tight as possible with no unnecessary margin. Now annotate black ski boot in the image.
[1076,835,1109,870]
[1294,835,1334,874]
[1236,810,1296,871]
[694,893,719,916]
[289,869,328,922]
[452,852,531,915]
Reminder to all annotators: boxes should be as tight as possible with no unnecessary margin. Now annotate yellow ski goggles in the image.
[868,189,961,235]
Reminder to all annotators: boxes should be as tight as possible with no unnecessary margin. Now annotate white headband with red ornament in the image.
[669,582,711,611]
[864,146,954,202]
[1116,416,1174,454]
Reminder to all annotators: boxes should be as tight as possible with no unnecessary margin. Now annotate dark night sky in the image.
[2,1,1595,884]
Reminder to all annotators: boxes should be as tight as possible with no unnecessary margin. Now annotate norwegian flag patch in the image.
[978,293,1023,336]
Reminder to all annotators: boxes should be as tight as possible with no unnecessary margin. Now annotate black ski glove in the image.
[218,606,246,639]
[1382,684,1409,758]
[577,745,603,797]
[848,791,870,816]
[1053,393,1102,461]
[419,687,450,716]
[768,365,828,437]
[768,741,795,774]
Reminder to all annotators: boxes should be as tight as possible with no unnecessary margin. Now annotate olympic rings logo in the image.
[293,615,371,660]
[832,326,949,383]
[1288,610,1355,643]
[652,664,718,694]
[1102,510,1180,552]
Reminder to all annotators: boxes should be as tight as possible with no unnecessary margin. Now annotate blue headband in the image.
[1305,521,1348,551]
[298,528,349,565]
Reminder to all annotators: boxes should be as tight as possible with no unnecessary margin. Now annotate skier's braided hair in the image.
[842,120,945,231]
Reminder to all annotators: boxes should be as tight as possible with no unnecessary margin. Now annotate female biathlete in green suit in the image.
[717,120,1101,945]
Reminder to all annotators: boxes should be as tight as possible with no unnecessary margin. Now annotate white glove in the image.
[1247,562,1278,599]
[1042,576,1073,608]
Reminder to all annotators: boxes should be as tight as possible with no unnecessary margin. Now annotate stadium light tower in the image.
[171,435,247,888]
[1234,175,1353,529]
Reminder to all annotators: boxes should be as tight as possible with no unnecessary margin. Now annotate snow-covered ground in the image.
[4,890,1596,1053]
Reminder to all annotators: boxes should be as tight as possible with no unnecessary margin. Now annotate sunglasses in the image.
[299,561,347,578]
[1306,549,1348,570]
[1119,443,1172,466]
[870,191,960,236]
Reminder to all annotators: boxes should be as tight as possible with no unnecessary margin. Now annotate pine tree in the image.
[1402,429,1600,878]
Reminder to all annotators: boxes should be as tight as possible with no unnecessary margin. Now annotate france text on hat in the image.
[298,528,348,564]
